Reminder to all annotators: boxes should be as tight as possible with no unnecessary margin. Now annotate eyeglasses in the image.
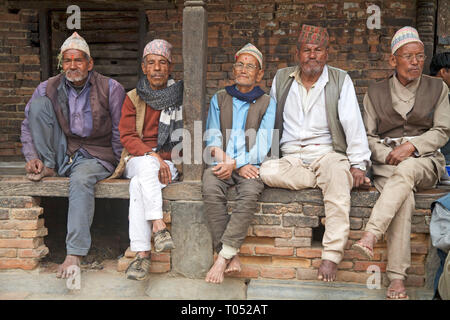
[233,62,258,71]
[395,53,427,62]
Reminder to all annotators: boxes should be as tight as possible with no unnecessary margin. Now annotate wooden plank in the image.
[38,9,52,80]
[7,0,175,10]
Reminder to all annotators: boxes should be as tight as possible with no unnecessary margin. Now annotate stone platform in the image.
[0,175,448,290]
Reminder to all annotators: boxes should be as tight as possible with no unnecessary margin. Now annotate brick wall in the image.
[0,0,425,162]
[0,1,39,161]
[146,0,417,105]
[0,196,49,270]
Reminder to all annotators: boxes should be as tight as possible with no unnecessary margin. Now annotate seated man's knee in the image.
[28,96,54,121]
[202,168,226,198]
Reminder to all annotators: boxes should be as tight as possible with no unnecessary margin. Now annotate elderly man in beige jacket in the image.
[352,27,450,300]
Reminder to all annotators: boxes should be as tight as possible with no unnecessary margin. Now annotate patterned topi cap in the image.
[391,26,424,54]
[297,24,329,47]
[142,39,173,63]
[60,32,90,57]
[235,43,263,69]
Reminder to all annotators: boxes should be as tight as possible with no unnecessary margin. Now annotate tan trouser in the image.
[366,157,439,281]
[439,252,450,300]
[260,152,353,264]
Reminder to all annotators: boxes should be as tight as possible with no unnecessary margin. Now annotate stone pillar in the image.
[0,196,49,270]
[182,0,207,181]
[171,201,213,278]
[416,0,437,74]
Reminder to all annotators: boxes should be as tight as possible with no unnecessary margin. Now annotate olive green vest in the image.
[272,65,348,156]
[216,89,271,152]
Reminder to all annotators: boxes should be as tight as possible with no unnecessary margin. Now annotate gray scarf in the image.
[136,76,184,152]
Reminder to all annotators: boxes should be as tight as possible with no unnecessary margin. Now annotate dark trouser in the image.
[202,167,264,253]
[28,96,110,256]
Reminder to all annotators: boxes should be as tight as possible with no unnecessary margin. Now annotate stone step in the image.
[247,279,434,300]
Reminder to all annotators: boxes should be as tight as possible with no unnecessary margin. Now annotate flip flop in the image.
[351,242,374,260]
[386,288,409,300]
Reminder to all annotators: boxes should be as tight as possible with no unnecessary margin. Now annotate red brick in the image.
[17,219,45,230]
[0,248,17,258]
[411,242,428,254]
[10,207,43,220]
[407,265,425,275]
[337,261,353,270]
[275,237,311,248]
[260,267,296,279]
[149,262,170,273]
[19,227,48,238]
[272,257,310,268]
[0,208,9,220]
[297,267,318,280]
[255,246,294,256]
[296,248,322,258]
[0,258,39,270]
[0,238,42,249]
[18,245,49,258]
[240,256,272,265]
[18,55,40,64]
[348,230,365,240]
[294,227,312,237]
[253,226,292,238]
[336,270,371,284]
[239,244,254,255]
[0,230,19,238]
[226,265,259,279]
[354,261,387,272]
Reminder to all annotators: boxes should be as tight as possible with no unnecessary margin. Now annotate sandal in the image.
[351,241,374,260]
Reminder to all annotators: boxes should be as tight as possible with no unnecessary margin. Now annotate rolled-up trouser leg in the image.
[220,172,264,250]
[202,167,234,253]
[124,155,178,252]
[313,152,352,265]
[66,157,110,256]
[27,96,67,171]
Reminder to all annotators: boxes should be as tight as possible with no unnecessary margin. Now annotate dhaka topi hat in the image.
[60,32,90,57]
[235,43,263,69]
[298,24,329,47]
[391,26,424,55]
[143,39,172,63]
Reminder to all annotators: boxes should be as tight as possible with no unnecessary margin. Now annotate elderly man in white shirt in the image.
[260,24,371,282]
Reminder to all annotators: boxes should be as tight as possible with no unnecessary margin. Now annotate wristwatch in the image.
[353,164,366,171]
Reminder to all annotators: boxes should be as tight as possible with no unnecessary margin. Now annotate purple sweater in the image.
[21,72,126,172]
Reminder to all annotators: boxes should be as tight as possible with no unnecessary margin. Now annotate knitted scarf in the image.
[225,84,265,103]
[136,76,184,152]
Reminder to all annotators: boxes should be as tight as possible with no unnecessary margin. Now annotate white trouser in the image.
[124,155,178,252]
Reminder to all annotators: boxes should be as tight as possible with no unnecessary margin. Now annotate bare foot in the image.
[56,255,81,279]
[387,279,409,299]
[317,259,338,282]
[224,255,241,274]
[26,166,56,182]
[205,255,229,284]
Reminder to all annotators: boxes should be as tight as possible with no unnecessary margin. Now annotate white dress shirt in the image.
[271,65,371,167]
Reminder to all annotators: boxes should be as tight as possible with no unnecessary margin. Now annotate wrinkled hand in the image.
[212,161,235,180]
[149,152,172,185]
[237,164,259,179]
[350,167,371,189]
[385,142,416,166]
[25,159,44,174]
